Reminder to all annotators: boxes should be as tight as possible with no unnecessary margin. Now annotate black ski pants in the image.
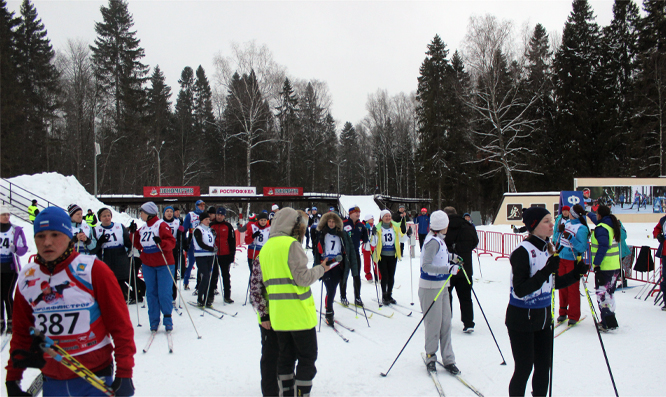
[196,256,215,305]
[260,325,279,397]
[217,254,233,299]
[322,265,342,312]
[340,251,361,300]
[276,328,318,385]
[378,254,398,298]
[1,271,17,321]
[418,234,427,251]
[129,257,146,301]
[448,275,474,329]
[508,327,552,397]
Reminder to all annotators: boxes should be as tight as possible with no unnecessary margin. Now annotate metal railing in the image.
[0,178,61,222]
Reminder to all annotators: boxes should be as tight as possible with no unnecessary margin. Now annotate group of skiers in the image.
[1,192,654,397]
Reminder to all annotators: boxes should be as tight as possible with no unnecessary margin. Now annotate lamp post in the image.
[152,141,165,186]
[330,159,346,195]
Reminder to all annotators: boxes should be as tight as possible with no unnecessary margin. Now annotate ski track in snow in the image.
[1,177,665,395]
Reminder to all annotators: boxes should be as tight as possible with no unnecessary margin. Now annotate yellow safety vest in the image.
[85,213,97,227]
[591,223,620,271]
[28,205,37,221]
[258,236,317,331]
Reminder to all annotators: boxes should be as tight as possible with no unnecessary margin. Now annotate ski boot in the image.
[354,297,364,307]
[224,298,234,304]
[325,311,335,327]
[556,315,567,323]
[425,354,437,373]
[340,297,349,307]
[444,363,460,375]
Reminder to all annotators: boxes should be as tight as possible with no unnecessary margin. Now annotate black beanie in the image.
[522,207,550,232]
[199,211,210,222]
[597,205,611,218]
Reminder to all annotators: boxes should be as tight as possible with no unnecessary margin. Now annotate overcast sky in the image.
[8,0,616,125]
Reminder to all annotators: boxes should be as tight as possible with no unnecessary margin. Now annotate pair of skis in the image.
[143,330,174,354]
[325,319,354,342]
[186,301,239,319]
[335,300,393,318]
[372,299,413,317]
[420,353,484,397]
[554,316,587,338]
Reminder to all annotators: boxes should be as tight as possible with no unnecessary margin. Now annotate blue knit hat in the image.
[163,206,174,215]
[34,207,73,239]
[216,207,226,215]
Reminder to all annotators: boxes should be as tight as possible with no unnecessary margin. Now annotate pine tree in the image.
[553,0,604,180]
[173,66,199,185]
[520,23,556,190]
[14,0,59,174]
[275,78,299,185]
[339,122,362,193]
[146,65,171,185]
[295,82,326,191]
[90,0,149,192]
[193,65,216,185]
[0,0,21,176]
[416,35,453,207]
[599,0,640,177]
[634,0,666,175]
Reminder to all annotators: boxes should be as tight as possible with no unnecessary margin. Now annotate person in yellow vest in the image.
[27,200,39,223]
[85,209,98,227]
[590,205,621,331]
[254,207,331,397]
[370,209,406,305]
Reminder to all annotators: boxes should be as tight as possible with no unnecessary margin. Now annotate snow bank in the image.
[338,195,382,221]
[7,172,136,227]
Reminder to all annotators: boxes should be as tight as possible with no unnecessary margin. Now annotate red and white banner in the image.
[263,187,303,196]
[143,186,200,197]
[209,186,257,196]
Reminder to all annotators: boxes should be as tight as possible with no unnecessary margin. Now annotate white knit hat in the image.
[0,205,10,214]
[364,214,374,221]
[379,209,391,221]
[140,201,159,215]
[272,204,279,211]
[430,210,449,231]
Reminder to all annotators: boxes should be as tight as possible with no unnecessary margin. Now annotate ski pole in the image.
[318,279,324,332]
[475,248,483,278]
[409,244,414,306]
[30,328,114,396]
[129,233,141,327]
[549,272,556,397]
[580,257,619,397]
[380,273,453,377]
[373,258,382,308]
[157,242,202,339]
[244,249,259,306]
[459,265,507,365]
[201,255,217,316]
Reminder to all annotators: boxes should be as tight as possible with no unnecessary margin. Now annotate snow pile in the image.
[6,172,136,227]
[339,195,382,221]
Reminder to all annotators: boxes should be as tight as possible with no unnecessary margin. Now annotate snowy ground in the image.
[2,176,665,396]
[4,236,665,396]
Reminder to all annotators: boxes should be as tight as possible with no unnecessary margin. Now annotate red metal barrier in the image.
[502,233,526,260]
[484,231,508,260]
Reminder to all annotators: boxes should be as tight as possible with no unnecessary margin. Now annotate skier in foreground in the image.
[5,207,135,396]
[257,208,330,396]
[132,202,176,332]
[506,207,588,396]
[419,210,461,375]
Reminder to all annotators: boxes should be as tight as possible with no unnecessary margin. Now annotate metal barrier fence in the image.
[475,229,661,288]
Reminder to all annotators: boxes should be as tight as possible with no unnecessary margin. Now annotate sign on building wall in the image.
[209,186,257,196]
[263,187,303,196]
[143,186,200,197]
[507,204,522,221]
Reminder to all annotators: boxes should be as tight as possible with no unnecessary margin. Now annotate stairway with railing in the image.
[0,178,61,222]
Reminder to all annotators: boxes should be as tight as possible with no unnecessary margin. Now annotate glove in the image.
[558,223,565,233]
[97,233,110,245]
[111,377,135,397]
[152,236,161,245]
[10,331,46,369]
[561,231,572,240]
[448,264,460,276]
[542,255,560,275]
[406,228,413,237]
[128,221,137,234]
[658,234,665,244]
[6,381,31,397]
[448,253,463,265]
[252,231,261,239]
[8,243,16,253]
[575,259,589,276]
[372,228,377,236]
